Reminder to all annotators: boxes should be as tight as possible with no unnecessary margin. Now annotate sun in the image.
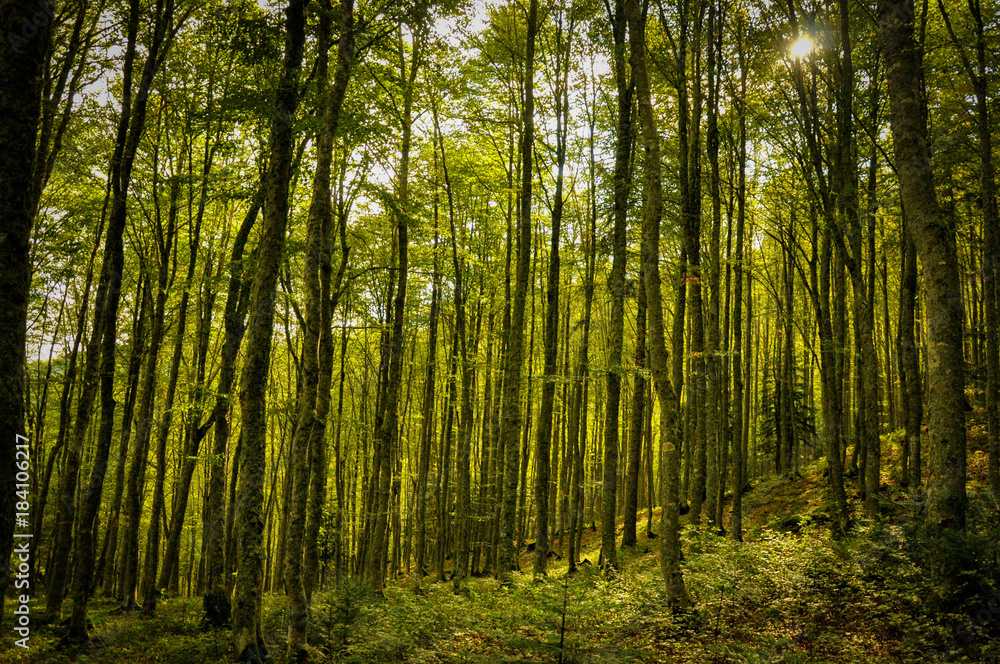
[790,36,814,59]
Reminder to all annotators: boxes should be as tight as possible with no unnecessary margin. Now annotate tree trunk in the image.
[415,223,440,582]
[679,0,708,526]
[600,0,632,572]
[877,0,967,533]
[142,146,204,614]
[119,139,180,611]
[94,276,147,595]
[627,0,691,607]
[497,0,537,586]
[534,7,571,579]
[704,0,723,528]
[0,0,51,630]
[368,23,421,593]
[730,23,747,540]
[202,188,262,625]
[897,212,922,488]
[434,101,474,592]
[623,265,647,547]
[63,0,175,637]
[284,1,353,655]
[233,0,307,658]
[567,130,596,572]
[938,0,1000,510]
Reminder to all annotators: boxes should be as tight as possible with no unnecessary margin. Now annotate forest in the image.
[1,0,1000,660]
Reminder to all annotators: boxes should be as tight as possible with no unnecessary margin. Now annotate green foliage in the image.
[6,495,1000,663]
[758,360,817,465]
[312,579,371,659]
[294,512,996,663]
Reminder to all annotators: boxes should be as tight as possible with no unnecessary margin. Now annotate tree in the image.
[601,0,633,571]
[232,0,308,658]
[366,14,424,593]
[534,0,572,579]
[729,12,747,541]
[877,0,968,534]
[0,0,51,631]
[285,0,355,655]
[63,0,182,638]
[497,0,538,586]
[627,0,690,607]
[937,0,1000,510]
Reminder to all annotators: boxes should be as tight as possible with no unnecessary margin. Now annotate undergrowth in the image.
[3,461,999,663]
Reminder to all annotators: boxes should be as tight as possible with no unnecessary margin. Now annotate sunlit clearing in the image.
[790,36,813,59]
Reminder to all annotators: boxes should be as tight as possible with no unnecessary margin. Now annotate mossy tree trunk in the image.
[877,0,968,534]
[232,0,308,659]
[627,0,691,607]
[497,0,538,586]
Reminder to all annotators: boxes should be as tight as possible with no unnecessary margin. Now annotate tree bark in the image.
[730,23,747,540]
[232,0,307,658]
[627,0,690,607]
[118,135,180,611]
[284,0,353,655]
[535,7,571,579]
[94,275,147,596]
[704,0,723,528]
[142,142,204,614]
[897,212,922,489]
[877,0,968,533]
[600,0,633,572]
[434,103,474,592]
[202,189,262,626]
[623,265,647,547]
[0,0,51,630]
[938,0,1000,510]
[497,0,537,586]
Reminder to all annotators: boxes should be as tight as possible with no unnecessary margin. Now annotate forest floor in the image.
[4,437,1000,663]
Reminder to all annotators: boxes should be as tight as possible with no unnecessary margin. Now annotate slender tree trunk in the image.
[599,0,633,572]
[429,97,473,590]
[898,212,923,488]
[704,0,723,528]
[159,100,239,598]
[37,240,93,595]
[497,0,537,585]
[627,0,690,607]
[94,276,147,596]
[284,1,353,655]
[534,9,571,578]
[202,186,262,623]
[685,0,708,526]
[142,145,204,613]
[815,215,851,531]
[567,149,596,573]
[415,230,439,583]
[63,0,175,636]
[369,24,421,592]
[45,0,140,618]
[119,140,180,611]
[232,0,308,658]
[730,25,747,540]
[437,335,457,582]
[781,229,794,475]
[623,265,647,548]
[938,0,1000,509]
